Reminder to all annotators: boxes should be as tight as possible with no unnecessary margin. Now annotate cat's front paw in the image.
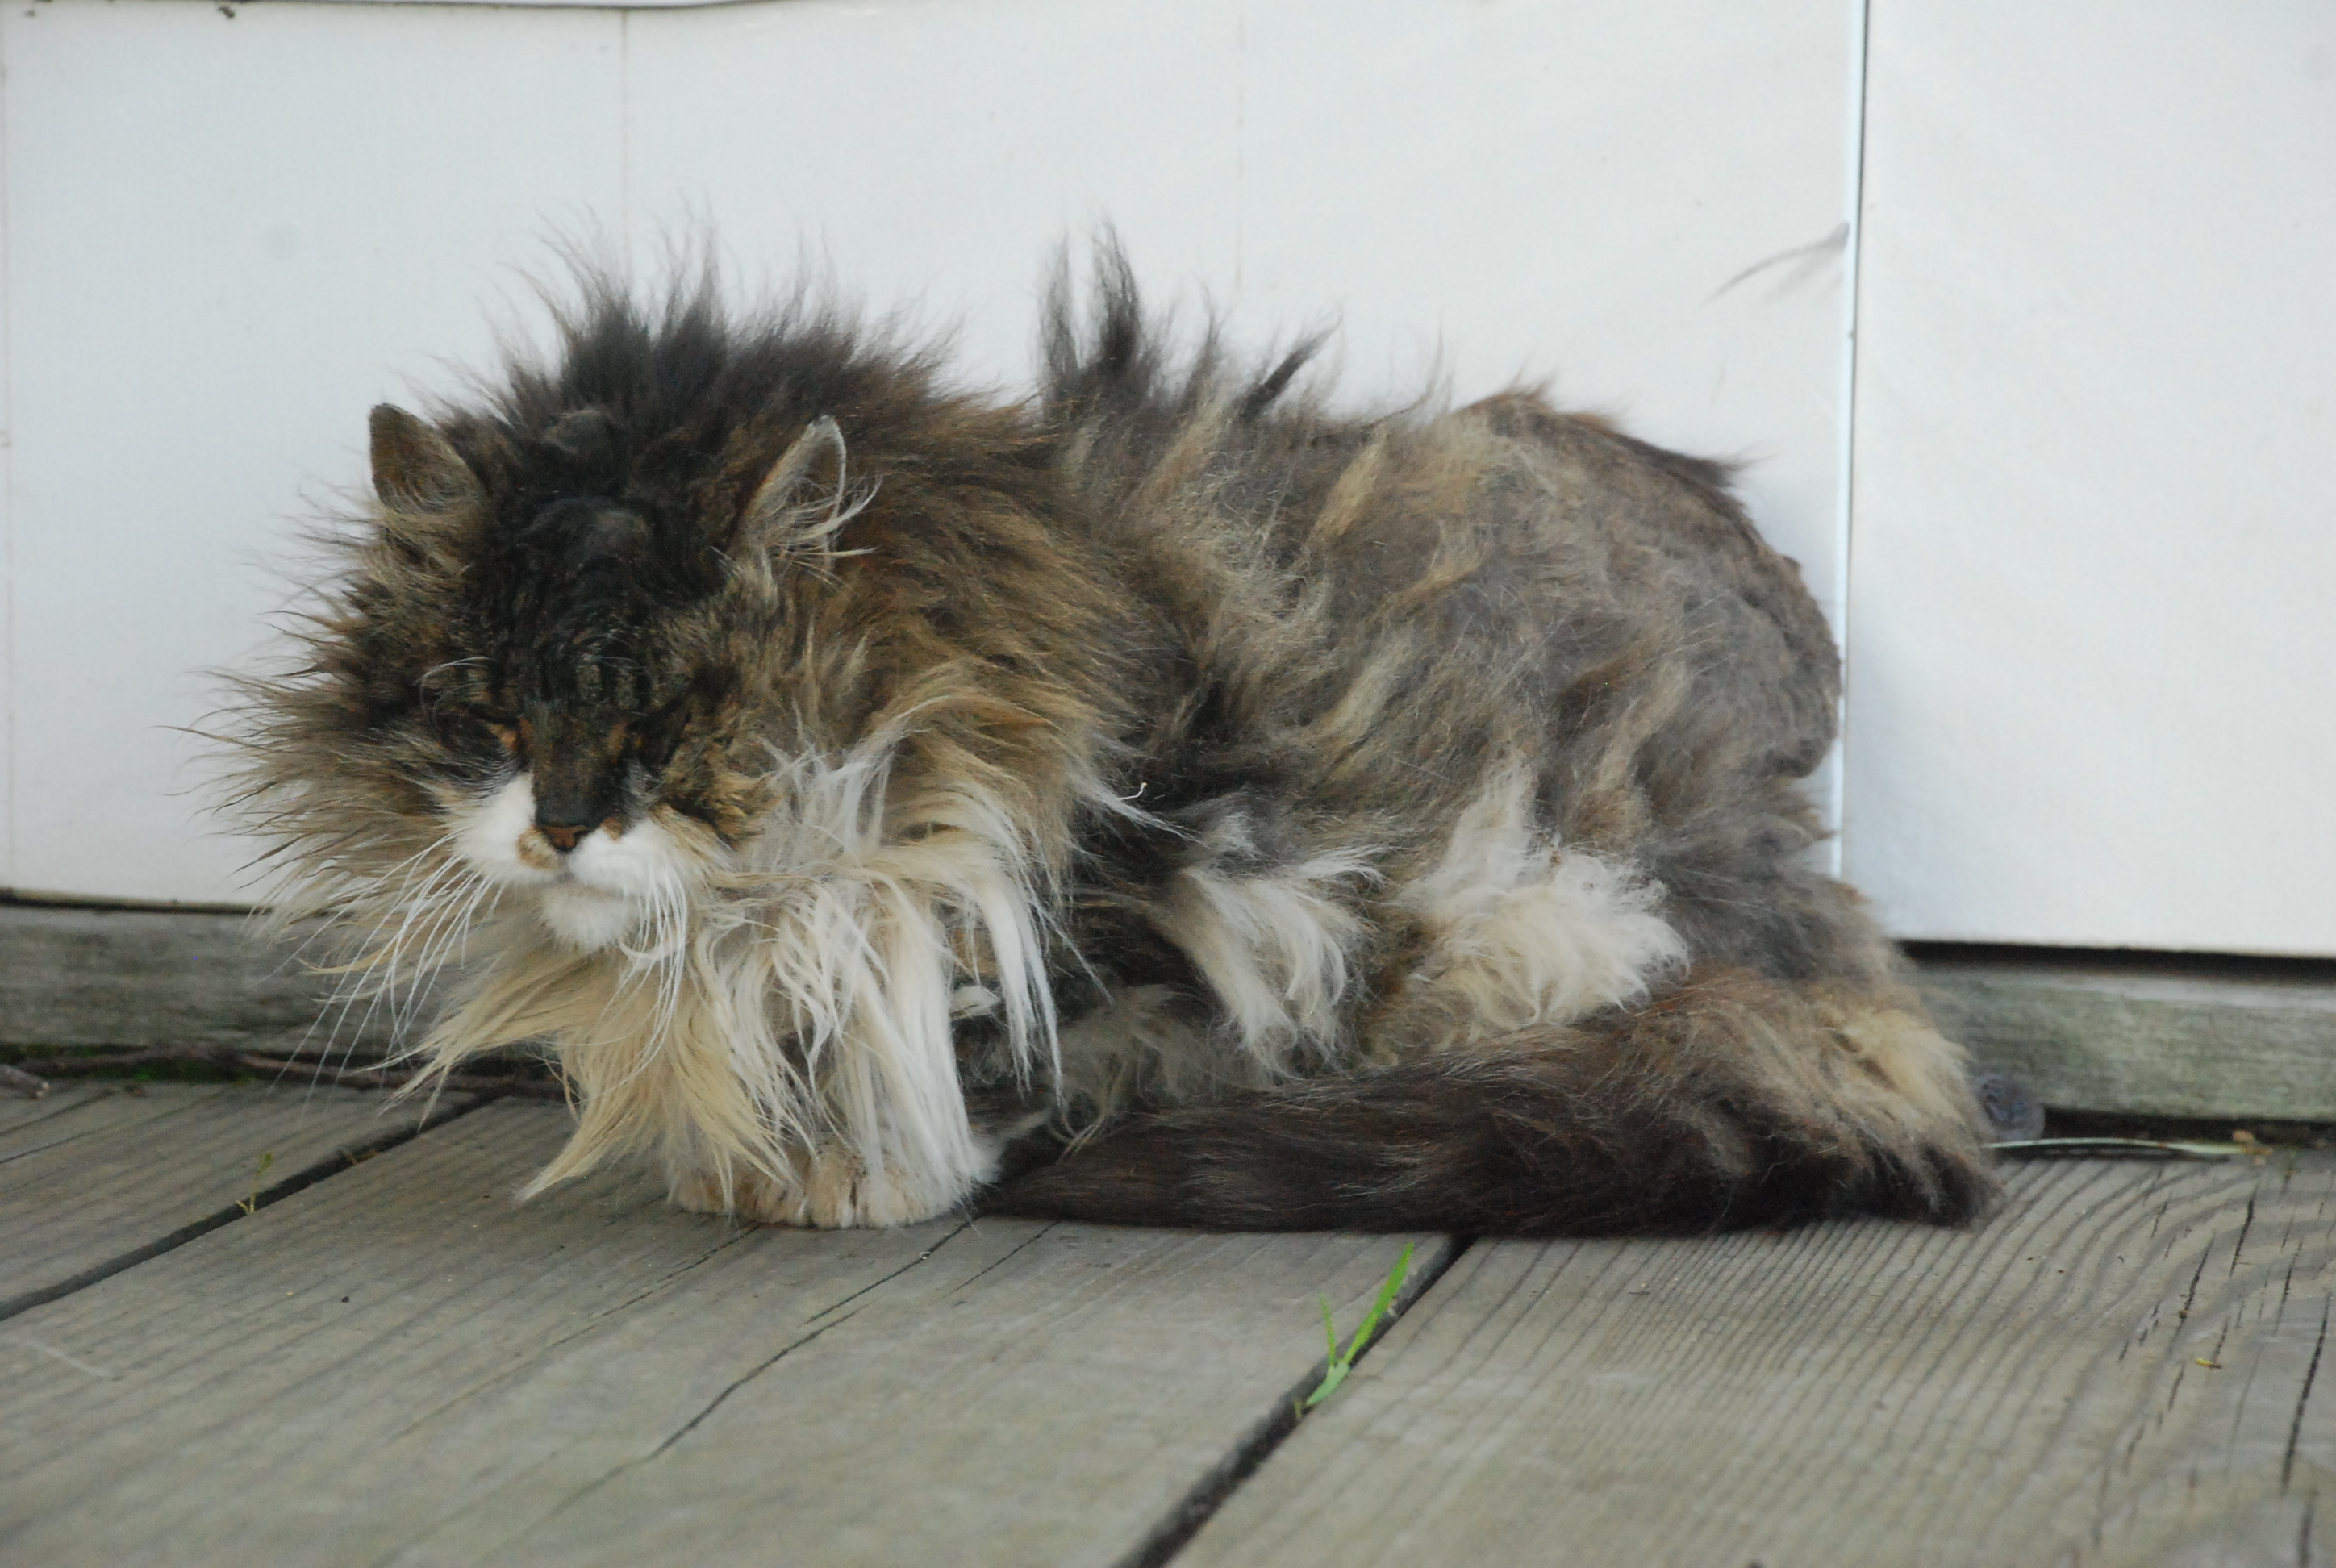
[663,1151,965,1228]
[793,1147,963,1228]
[667,1164,800,1223]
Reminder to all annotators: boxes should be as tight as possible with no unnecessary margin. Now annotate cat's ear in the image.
[369,405,483,515]
[740,417,874,569]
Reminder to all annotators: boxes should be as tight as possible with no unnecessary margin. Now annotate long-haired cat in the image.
[227,251,1997,1233]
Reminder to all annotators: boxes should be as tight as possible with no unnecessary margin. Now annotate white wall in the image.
[1,0,1860,907]
[1844,1,2336,955]
[8,0,2330,957]
[3,0,629,903]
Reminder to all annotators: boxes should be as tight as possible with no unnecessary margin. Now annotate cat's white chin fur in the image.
[448,773,692,951]
[537,882,644,950]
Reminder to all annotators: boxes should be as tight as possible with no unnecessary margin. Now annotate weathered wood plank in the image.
[15,894,2334,1117]
[0,1080,117,1136]
[0,901,390,1055]
[0,1103,1442,1567]
[1917,951,2336,1120]
[0,1082,453,1318]
[1178,1156,2336,1568]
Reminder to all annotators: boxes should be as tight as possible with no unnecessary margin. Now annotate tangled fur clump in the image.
[223,249,1996,1232]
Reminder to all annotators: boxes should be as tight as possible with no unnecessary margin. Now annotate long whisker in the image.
[278,833,469,1103]
[394,868,494,1043]
[316,840,478,1081]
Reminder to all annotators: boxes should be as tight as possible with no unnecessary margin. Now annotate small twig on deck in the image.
[1993,1136,2250,1161]
[1,1062,50,1099]
[236,1151,277,1215]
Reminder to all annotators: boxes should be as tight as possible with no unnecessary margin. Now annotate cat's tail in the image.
[983,969,2000,1234]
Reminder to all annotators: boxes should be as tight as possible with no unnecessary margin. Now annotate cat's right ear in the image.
[740,416,873,565]
[369,405,484,515]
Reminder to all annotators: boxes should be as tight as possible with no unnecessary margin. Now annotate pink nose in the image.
[540,824,586,853]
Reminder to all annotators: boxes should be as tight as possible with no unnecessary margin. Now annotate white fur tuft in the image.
[682,729,1054,1222]
[1150,814,1378,1071]
[1394,763,1687,1043]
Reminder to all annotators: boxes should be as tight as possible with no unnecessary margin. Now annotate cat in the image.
[226,249,2000,1234]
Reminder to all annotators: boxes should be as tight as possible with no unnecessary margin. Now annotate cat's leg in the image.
[655,1044,1044,1229]
[645,839,1053,1228]
[520,961,998,1228]
[985,965,1996,1234]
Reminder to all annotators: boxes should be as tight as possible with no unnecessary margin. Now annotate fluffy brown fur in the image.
[223,250,1996,1233]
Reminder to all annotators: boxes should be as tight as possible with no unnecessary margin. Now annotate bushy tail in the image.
[986,970,1999,1235]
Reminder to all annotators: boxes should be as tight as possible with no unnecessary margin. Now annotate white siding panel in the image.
[624,0,1858,607]
[5,0,1856,904]
[1846,2,2336,954]
[2,0,624,902]
[1231,0,1861,618]
[619,0,1251,382]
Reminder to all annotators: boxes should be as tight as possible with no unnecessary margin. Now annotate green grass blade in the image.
[1300,1242,1420,1412]
[1339,1241,1415,1361]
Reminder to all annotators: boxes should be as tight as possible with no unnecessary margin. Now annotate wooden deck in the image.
[2,1083,2330,1566]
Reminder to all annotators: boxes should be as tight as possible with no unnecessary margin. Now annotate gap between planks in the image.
[0,1102,1442,1568]
[14,1086,2312,1567]
[0,1081,471,1321]
[1176,1154,2336,1568]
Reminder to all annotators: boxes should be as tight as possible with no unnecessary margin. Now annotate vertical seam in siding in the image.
[1832,0,1875,881]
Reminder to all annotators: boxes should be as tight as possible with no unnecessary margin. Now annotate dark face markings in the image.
[372,403,771,840]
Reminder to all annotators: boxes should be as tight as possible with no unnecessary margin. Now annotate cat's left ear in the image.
[740,417,874,569]
[369,405,484,515]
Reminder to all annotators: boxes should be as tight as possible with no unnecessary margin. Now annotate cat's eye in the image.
[427,703,522,766]
[633,696,695,767]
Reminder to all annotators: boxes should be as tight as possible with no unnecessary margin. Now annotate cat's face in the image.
[419,667,733,954]
[353,404,774,953]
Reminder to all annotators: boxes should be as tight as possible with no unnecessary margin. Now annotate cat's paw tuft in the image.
[795,1148,963,1228]
[666,1165,799,1223]
[664,1150,965,1228]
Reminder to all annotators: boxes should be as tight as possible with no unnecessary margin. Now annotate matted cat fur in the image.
[224,250,1997,1233]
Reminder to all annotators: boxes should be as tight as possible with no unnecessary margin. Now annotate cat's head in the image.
[229,277,1096,982]
[249,394,859,955]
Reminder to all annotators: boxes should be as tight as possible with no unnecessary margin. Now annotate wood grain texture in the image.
[1919,956,2336,1120]
[14,893,2332,1116]
[0,902,392,1055]
[0,1102,1442,1567]
[0,1082,448,1317]
[1180,1157,2336,1568]
[0,1081,115,1136]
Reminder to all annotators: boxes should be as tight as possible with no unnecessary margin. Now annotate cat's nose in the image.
[538,821,588,854]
